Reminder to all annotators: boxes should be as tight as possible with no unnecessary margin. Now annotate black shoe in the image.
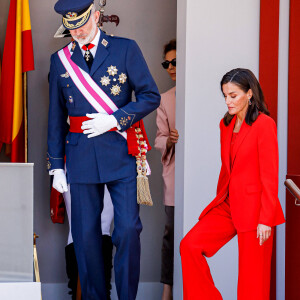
[102,235,113,300]
[65,243,78,300]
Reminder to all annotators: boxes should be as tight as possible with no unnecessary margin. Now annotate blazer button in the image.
[66,140,69,144]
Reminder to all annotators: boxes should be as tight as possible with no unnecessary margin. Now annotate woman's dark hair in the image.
[220,68,269,126]
[163,39,176,58]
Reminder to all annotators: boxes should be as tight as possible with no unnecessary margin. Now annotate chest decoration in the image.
[99,65,127,96]
[107,65,118,76]
[110,84,121,96]
[118,73,127,84]
[100,76,111,86]
[61,72,70,78]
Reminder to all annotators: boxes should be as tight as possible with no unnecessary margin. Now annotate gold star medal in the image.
[100,76,111,86]
[107,65,118,76]
[118,73,127,84]
[110,84,121,96]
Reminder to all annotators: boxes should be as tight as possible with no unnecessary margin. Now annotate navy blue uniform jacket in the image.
[47,31,160,183]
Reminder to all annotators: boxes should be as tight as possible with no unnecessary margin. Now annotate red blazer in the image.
[199,113,285,232]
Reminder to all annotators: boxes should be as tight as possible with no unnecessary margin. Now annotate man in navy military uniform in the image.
[47,1,160,299]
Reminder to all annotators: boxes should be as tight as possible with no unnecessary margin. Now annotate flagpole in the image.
[24,72,28,163]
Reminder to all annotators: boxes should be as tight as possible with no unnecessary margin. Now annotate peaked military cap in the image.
[54,0,94,30]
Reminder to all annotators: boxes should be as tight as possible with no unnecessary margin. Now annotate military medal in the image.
[110,84,121,96]
[107,65,118,76]
[100,76,111,86]
[85,51,90,61]
[118,73,127,84]
[82,43,95,63]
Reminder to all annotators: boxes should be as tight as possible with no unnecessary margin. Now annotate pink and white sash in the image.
[58,43,151,174]
[57,43,127,140]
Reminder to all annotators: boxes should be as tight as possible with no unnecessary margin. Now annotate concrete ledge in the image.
[42,282,163,300]
[0,282,41,299]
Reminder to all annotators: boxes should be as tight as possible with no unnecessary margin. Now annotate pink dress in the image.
[154,86,176,206]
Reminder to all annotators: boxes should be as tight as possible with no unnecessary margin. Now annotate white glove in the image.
[81,113,118,138]
[52,169,68,193]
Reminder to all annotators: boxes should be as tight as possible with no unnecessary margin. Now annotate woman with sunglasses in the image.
[155,39,178,300]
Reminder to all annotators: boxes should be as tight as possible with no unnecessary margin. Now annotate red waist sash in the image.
[68,116,151,156]
[69,116,117,133]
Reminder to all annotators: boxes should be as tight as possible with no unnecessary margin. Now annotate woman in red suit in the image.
[180,68,285,300]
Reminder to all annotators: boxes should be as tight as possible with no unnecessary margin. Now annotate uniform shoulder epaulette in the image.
[107,34,132,42]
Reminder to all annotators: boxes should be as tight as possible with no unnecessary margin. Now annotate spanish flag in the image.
[0,0,34,162]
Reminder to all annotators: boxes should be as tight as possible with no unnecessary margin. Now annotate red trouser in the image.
[180,200,274,300]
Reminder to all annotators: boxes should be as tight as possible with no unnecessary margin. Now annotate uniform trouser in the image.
[180,199,274,300]
[70,176,142,300]
[161,206,174,285]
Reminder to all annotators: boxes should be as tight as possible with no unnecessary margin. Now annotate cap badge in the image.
[66,12,78,19]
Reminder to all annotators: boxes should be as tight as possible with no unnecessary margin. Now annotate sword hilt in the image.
[33,233,39,246]
[102,15,120,26]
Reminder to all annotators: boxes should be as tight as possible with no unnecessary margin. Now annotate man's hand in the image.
[81,113,118,138]
[166,128,179,150]
[53,169,68,193]
[257,224,272,246]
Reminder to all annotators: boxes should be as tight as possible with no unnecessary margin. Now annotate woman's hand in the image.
[166,128,179,150]
[257,224,272,246]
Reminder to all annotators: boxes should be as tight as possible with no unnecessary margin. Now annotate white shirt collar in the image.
[79,29,101,57]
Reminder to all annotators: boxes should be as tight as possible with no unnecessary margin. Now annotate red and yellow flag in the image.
[0,0,34,162]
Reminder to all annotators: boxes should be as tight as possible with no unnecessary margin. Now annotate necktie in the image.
[82,43,95,70]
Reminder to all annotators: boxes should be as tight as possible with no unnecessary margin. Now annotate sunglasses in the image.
[162,58,176,69]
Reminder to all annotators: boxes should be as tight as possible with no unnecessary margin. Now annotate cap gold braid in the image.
[63,4,93,29]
